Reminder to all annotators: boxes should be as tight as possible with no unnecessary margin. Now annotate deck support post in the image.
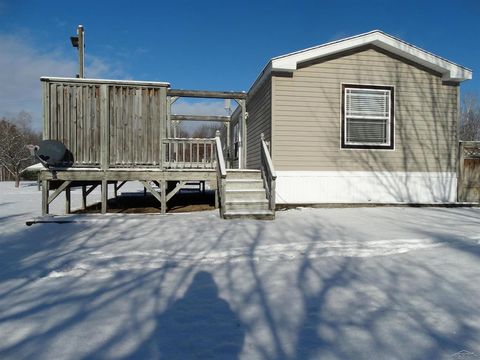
[160,180,167,214]
[215,189,219,209]
[101,179,108,214]
[114,181,118,198]
[42,179,49,215]
[81,185,87,210]
[166,181,187,202]
[65,186,71,214]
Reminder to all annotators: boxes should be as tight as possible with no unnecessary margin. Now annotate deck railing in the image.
[163,137,216,169]
[41,77,170,168]
[215,130,227,217]
[260,133,277,210]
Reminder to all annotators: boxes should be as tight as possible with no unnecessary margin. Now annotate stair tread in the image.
[227,169,261,173]
[225,189,265,193]
[226,179,263,182]
[224,210,274,215]
[225,199,269,204]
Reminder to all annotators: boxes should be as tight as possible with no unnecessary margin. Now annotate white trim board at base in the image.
[275,171,457,204]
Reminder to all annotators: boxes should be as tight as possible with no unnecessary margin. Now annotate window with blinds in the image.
[342,85,394,149]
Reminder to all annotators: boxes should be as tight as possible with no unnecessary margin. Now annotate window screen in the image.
[342,86,394,149]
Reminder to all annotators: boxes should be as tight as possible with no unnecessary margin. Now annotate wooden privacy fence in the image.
[42,77,169,168]
[458,141,480,202]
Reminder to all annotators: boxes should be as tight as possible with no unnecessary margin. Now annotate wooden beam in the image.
[101,179,108,214]
[170,114,230,122]
[65,186,71,214]
[160,180,167,214]
[39,169,217,182]
[115,180,127,194]
[166,181,187,202]
[42,180,49,215]
[140,180,163,208]
[86,183,99,196]
[81,185,87,210]
[48,180,72,205]
[168,89,246,100]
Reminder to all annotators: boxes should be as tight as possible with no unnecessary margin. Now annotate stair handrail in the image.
[260,133,277,211]
[215,130,227,217]
[215,130,227,178]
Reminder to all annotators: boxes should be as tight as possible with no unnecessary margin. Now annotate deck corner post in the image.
[160,180,167,214]
[101,179,108,214]
[65,185,71,214]
[100,84,110,171]
[81,185,87,210]
[42,179,49,216]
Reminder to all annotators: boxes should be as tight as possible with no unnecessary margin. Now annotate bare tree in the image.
[460,92,480,141]
[191,123,224,138]
[0,112,41,187]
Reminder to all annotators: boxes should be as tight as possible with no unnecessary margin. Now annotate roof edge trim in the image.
[270,30,472,82]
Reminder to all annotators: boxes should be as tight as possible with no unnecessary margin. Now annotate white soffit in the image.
[271,30,472,82]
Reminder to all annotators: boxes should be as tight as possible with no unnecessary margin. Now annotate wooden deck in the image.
[39,168,217,216]
[38,77,276,218]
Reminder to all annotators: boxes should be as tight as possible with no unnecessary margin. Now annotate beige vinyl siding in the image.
[272,47,459,172]
[246,77,272,169]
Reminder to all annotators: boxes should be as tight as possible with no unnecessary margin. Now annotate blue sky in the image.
[0,0,479,129]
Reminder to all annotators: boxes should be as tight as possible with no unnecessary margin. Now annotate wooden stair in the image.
[222,169,275,220]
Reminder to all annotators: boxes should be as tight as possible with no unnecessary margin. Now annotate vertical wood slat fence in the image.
[458,141,480,202]
[44,82,102,165]
[42,78,169,169]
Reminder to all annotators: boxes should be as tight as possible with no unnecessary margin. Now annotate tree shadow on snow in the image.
[125,271,245,360]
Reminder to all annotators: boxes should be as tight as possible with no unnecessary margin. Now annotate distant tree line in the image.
[460,92,480,141]
[0,112,41,187]
[175,123,225,139]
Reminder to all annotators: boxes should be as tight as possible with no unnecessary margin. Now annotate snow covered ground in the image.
[1,181,480,360]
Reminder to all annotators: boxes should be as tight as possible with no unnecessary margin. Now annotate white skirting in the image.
[275,171,457,204]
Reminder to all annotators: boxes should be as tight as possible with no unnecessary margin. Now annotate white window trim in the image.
[341,84,395,149]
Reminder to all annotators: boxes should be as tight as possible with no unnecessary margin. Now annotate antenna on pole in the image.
[70,25,85,78]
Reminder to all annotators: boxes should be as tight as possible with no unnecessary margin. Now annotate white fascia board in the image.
[270,31,472,82]
[247,61,272,98]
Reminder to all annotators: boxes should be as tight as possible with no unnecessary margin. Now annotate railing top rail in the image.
[164,137,215,141]
[261,134,276,179]
[41,76,170,88]
[461,141,480,147]
[215,131,227,178]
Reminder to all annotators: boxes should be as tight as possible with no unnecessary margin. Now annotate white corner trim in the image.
[270,30,472,82]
